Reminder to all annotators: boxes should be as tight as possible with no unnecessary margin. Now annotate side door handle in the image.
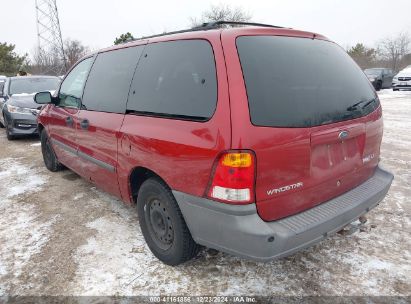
[80,118,89,130]
[66,116,74,127]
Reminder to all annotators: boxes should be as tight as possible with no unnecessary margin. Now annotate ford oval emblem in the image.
[338,131,349,140]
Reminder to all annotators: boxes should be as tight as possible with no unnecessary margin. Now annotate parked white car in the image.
[392,67,411,91]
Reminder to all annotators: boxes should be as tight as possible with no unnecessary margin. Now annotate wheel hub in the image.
[148,199,174,248]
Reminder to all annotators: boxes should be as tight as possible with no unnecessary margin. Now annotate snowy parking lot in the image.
[0,90,410,297]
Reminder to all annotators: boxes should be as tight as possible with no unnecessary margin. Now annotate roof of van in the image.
[95,21,329,54]
[73,22,330,68]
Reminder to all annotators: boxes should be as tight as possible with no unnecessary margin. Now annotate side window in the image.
[82,46,144,113]
[127,40,217,120]
[59,57,94,108]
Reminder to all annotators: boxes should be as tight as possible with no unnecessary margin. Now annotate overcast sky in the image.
[1,0,410,57]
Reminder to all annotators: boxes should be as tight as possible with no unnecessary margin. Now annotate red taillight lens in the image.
[207,151,255,204]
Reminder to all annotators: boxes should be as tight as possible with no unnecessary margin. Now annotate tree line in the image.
[1,4,410,76]
[348,33,411,72]
[0,38,89,76]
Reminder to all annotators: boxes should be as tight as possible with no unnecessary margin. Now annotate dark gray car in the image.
[364,68,394,91]
[0,76,60,140]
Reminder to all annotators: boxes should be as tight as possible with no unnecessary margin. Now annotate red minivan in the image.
[35,21,393,265]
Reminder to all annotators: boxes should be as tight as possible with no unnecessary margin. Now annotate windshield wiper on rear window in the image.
[346,98,376,111]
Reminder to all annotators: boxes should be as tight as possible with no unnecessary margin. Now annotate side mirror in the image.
[34,91,52,104]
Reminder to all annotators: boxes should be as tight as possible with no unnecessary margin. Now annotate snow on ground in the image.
[0,89,410,296]
[0,158,46,199]
[0,158,55,294]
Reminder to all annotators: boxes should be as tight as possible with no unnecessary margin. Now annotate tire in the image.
[41,129,63,172]
[137,177,200,265]
[375,81,382,91]
[4,116,15,140]
[393,88,399,91]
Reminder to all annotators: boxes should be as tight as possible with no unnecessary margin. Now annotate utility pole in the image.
[35,0,67,75]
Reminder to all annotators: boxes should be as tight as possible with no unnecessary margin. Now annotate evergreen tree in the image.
[114,32,134,45]
[0,42,27,76]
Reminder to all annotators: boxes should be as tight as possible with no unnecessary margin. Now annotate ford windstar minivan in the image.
[34,21,394,265]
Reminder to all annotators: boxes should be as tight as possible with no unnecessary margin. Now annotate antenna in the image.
[35,0,67,75]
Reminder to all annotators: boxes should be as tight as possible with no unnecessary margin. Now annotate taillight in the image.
[207,151,255,204]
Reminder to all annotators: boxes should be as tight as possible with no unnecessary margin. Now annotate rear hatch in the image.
[235,35,383,221]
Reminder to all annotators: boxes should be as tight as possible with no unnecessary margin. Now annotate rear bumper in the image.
[173,165,394,262]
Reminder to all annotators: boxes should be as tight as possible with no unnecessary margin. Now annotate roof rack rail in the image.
[130,20,284,42]
[199,21,284,29]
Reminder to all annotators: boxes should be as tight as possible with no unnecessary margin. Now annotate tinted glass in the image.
[237,36,377,127]
[59,57,93,107]
[82,46,144,113]
[127,40,217,120]
[9,77,60,95]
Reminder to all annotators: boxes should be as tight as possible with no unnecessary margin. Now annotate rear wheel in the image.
[41,129,63,172]
[137,177,199,265]
[393,88,399,91]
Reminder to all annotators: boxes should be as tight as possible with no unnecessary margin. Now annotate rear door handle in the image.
[66,116,74,127]
[80,119,89,130]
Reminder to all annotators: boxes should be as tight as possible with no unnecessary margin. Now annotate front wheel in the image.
[41,129,63,172]
[4,117,15,140]
[375,81,382,91]
[137,178,200,265]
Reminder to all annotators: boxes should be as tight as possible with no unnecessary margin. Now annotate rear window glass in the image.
[127,40,217,121]
[82,46,144,113]
[237,36,377,128]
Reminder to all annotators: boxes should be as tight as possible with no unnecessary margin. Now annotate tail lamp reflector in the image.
[208,152,255,204]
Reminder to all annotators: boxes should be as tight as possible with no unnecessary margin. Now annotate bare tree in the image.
[190,4,252,27]
[29,47,62,75]
[64,39,89,69]
[30,38,89,75]
[377,32,411,71]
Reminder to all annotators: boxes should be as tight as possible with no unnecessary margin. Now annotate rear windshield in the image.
[236,36,377,128]
[10,77,60,95]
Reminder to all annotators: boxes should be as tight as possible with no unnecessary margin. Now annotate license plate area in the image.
[312,138,361,170]
[310,123,366,178]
